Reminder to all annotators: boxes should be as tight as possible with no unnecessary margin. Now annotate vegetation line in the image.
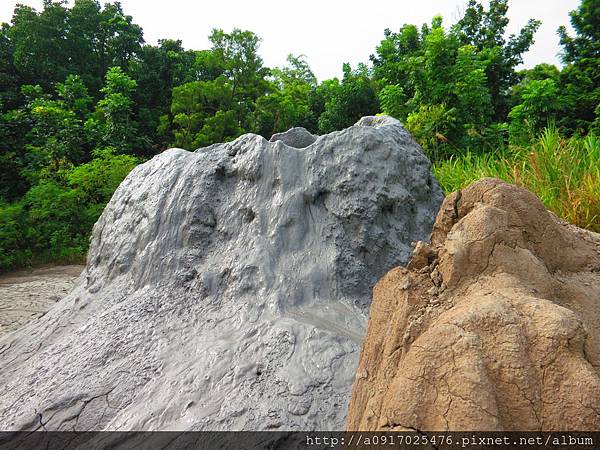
[0,0,598,272]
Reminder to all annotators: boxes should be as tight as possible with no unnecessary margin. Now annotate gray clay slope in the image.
[0,116,443,431]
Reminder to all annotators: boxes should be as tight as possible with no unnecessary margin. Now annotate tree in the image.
[557,0,600,133]
[405,103,457,160]
[453,0,541,120]
[8,1,70,89]
[371,24,424,119]
[67,147,138,208]
[254,54,317,137]
[510,63,561,107]
[87,67,141,153]
[9,77,94,189]
[169,29,271,148]
[170,78,241,149]
[0,23,19,112]
[452,45,493,138]
[373,3,541,155]
[0,147,138,271]
[208,28,270,131]
[56,74,93,119]
[408,19,458,109]
[6,0,144,96]
[558,0,600,65]
[63,0,144,93]
[209,29,270,99]
[26,96,85,175]
[378,17,495,155]
[370,2,535,125]
[0,108,30,200]
[318,63,379,134]
[130,39,197,151]
[508,79,563,144]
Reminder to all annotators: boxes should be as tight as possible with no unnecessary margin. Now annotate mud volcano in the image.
[0,116,443,431]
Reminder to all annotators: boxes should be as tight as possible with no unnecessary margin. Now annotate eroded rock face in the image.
[347,178,600,431]
[0,116,443,431]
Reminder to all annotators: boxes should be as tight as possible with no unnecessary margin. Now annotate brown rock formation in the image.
[347,178,600,431]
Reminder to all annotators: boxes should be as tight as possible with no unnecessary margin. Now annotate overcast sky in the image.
[0,0,578,81]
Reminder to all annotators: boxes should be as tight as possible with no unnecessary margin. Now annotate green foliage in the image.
[453,0,541,120]
[373,2,541,155]
[381,21,497,156]
[0,0,598,271]
[557,0,600,133]
[254,54,317,136]
[434,127,600,232]
[0,23,19,111]
[171,78,242,148]
[452,45,492,131]
[22,181,84,258]
[16,78,92,184]
[7,0,143,94]
[57,75,93,118]
[317,63,379,134]
[129,39,197,152]
[169,28,270,149]
[406,104,456,160]
[558,0,600,65]
[0,201,28,269]
[0,107,31,200]
[0,148,138,272]
[378,84,406,120]
[508,79,563,144]
[68,147,138,204]
[89,67,141,153]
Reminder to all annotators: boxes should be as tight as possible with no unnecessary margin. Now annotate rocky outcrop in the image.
[347,178,600,431]
[0,116,443,431]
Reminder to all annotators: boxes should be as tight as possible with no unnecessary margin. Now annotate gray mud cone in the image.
[0,116,443,431]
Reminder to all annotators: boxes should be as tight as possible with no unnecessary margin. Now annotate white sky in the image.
[0,0,578,81]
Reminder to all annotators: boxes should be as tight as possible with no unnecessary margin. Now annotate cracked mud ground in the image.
[0,265,84,337]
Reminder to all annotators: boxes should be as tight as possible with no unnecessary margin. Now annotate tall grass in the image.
[433,127,600,232]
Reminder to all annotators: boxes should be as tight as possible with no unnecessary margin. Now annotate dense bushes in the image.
[0,149,138,271]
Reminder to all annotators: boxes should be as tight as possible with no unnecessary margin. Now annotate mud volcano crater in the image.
[0,116,443,431]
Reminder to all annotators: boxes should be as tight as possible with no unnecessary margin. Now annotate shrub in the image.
[0,201,29,269]
[0,148,139,272]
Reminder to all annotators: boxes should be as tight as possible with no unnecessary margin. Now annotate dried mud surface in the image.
[0,266,84,337]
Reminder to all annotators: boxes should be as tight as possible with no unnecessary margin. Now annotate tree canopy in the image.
[0,0,598,271]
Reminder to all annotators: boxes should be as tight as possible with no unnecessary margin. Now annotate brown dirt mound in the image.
[347,178,600,431]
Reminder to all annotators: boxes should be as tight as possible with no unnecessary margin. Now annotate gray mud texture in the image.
[0,116,443,431]
[0,265,84,337]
